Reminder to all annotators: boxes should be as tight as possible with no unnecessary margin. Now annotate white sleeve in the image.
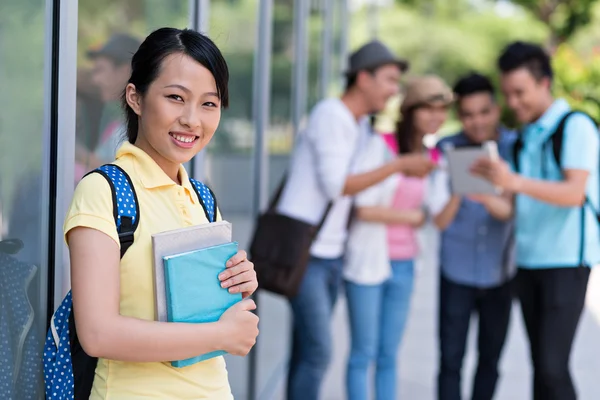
[425,160,451,216]
[353,136,388,207]
[307,109,357,200]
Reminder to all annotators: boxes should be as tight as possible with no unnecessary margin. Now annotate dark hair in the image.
[345,67,377,91]
[122,27,229,144]
[453,72,495,99]
[497,41,552,81]
[395,109,417,155]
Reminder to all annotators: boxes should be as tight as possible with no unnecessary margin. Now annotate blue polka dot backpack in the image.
[43,164,217,400]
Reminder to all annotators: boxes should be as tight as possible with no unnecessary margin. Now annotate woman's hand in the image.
[218,299,259,356]
[407,209,427,227]
[219,250,258,298]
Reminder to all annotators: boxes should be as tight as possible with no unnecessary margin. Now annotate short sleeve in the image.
[561,114,599,172]
[425,159,451,216]
[63,172,119,247]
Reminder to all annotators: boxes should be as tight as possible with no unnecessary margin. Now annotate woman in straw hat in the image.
[343,75,453,400]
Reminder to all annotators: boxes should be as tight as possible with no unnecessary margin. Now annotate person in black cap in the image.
[75,33,141,178]
[278,40,435,400]
[89,33,141,104]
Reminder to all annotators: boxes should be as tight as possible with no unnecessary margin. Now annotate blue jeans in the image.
[345,259,415,400]
[287,256,344,400]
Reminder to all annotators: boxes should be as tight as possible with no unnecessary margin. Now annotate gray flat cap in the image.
[345,40,409,76]
[88,33,141,64]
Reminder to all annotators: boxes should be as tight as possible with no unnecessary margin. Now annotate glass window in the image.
[253,0,297,398]
[330,0,345,97]
[268,0,295,172]
[74,0,190,182]
[0,0,49,398]
[202,0,259,397]
[307,1,324,111]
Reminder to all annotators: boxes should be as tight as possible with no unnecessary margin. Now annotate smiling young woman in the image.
[64,28,259,400]
[122,32,228,183]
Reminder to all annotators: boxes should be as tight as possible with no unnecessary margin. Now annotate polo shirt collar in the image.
[527,98,570,133]
[116,142,196,202]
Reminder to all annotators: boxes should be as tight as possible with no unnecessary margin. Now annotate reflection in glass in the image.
[75,0,189,183]
[0,0,47,398]
[75,34,140,182]
[205,1,260,397]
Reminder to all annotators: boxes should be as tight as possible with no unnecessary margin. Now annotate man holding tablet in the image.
[473,41,600,400]
[429,72,516,400]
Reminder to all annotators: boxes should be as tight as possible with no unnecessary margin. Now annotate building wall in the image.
[0,0,358,399]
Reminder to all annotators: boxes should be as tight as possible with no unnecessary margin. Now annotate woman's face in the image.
[126,53,222,170]
[412,102,449,136]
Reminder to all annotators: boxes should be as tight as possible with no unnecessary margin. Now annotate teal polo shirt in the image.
[514,99,600,269]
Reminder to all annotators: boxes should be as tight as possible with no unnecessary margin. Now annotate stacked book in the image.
[152,221,241,368]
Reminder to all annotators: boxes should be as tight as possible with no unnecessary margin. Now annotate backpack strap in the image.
[546,110,600,266]
[549,111,579,168]
[189,178,218,223]
[87,164,140,258]
[512,133,524,173]
[547,111,599,214]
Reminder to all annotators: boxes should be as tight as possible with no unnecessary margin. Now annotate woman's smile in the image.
[169,131,200,149]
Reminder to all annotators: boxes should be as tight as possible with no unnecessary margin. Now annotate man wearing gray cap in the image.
[88,33,141,105]
[278,40,435,400]
[75,33,141,177]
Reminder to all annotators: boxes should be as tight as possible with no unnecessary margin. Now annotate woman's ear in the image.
[125,83,142,116]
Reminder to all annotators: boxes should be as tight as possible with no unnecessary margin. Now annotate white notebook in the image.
[151,220,232,322]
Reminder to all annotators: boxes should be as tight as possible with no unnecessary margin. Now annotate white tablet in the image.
[444,141,501,195]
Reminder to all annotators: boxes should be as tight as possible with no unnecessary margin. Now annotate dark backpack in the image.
[512,110,600,265]
[43,164,217,400]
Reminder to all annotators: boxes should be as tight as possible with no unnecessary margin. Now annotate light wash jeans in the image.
[345,259,415,400]
[287,256,344,400]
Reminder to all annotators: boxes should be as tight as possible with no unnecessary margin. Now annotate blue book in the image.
[163,241,242,368]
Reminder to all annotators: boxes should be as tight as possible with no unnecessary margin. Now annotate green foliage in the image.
[396,0,599,44]
[553,44,600,121]
[507,0,598,43]
[360,1,600,129]
[353,4,547,83]
[352,3,548,129]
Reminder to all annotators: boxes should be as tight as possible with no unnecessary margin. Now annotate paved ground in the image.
[227,219,600,399]
[320,225,600,400]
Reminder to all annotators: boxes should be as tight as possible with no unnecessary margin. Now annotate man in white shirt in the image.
[279,40,436,400]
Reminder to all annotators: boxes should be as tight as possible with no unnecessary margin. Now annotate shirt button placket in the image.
[174,188,192,226]
[476,220,487,285]
[183,188,195,226]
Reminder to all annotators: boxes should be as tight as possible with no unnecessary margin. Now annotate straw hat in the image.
[401,75,454,114]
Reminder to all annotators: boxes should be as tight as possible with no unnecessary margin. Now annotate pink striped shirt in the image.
[382,133,426,260]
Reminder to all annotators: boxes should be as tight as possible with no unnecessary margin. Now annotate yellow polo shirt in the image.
[64,142,231,399]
